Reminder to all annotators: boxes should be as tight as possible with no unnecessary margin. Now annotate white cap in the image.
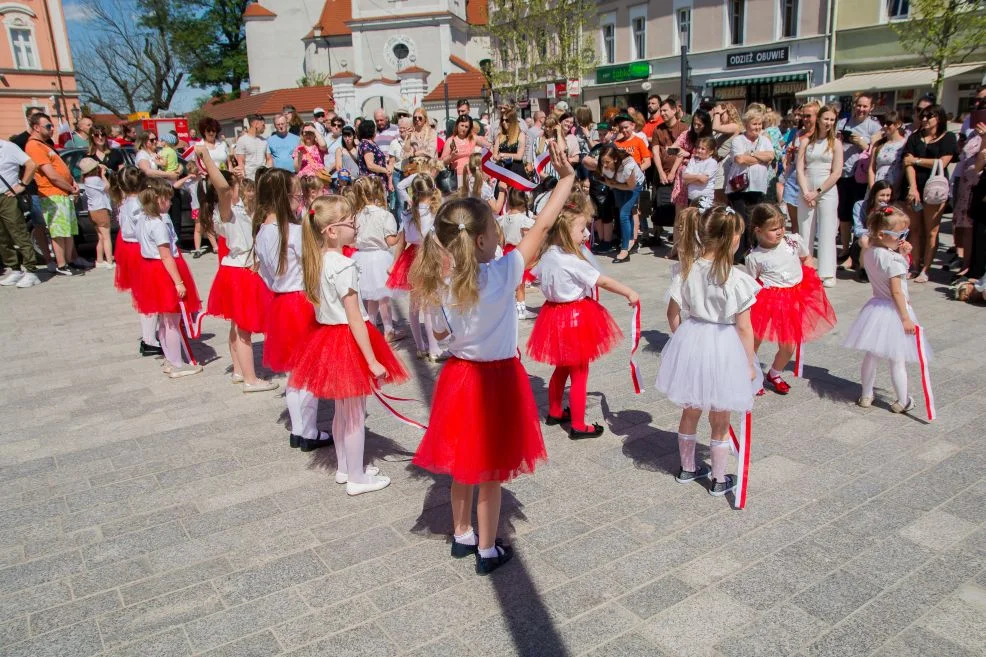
[313,107,326,116]
[554,100,570,112]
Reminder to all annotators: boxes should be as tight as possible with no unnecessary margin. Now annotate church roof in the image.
[308,0,352,38]
[242,2,276,18]
[466,0,488,26]
[203,86,335,122]
[422,57,488,103]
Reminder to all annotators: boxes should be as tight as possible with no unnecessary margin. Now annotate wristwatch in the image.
[816,187,822,193]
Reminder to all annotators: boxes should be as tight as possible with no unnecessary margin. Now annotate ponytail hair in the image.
[409,197,490,311]
[138,178,174,216]
[350,176,387,216]
[410,173,439,233]
[110,166,145,208]
[301,195,353,305]
[676,203,744,286]
[197,168,234,238]
[465,153,485,199]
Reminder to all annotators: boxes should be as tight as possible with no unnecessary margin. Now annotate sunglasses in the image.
[331,122,344,128]
[413,116,424,122]
[884,228,909,240]
[147,137,158,142]
[41,124,53,130]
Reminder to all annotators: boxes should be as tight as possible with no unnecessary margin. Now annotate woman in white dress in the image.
[797,104,843,288]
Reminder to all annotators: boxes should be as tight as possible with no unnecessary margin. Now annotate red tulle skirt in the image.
[385,244,417,291]
[751,265,837,345]
[263,291,317,373]
[207,265,272,334]
[131,256,201,315]
[217,235,229,261]
[413,357,546,484]
[502,244,536,283]
[289,322,409,399]
[526,298,624,366]
[114,237,140,292]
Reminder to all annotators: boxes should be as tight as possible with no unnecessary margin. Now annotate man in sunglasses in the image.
[325,116,344,166]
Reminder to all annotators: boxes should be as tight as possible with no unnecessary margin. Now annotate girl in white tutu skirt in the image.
[657,204,762,497]
[350,177,405,343]
[843,205,926,414]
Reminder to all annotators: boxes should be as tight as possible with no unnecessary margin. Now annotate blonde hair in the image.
[544,190,591,262]
[464,153,487,200]
[742,108,765,128]
[749,203,786,232]
[410,173,440,234]
[301,195,353,305]
[409,197,491,310]
[300,175,324,204]
[763,110,780,129]
[866,204,908,242]
[816,104,839,153]
[675,204,745,286]
[350,176,387,216]
[240,177,257,216]
[138,178,173,216]
[497,108,521,145]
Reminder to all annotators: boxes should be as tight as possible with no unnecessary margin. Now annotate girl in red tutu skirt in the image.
[410,141,574,576]
[131,178,202,378]
[497,188,537,319]
[528,191,639,439]
[387,174,446,361]
[745,204,837,394]
[289,196,409,496]
[196,146,276,392]
[255,169,331,452]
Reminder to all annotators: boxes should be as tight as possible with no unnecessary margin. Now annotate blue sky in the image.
[63,0,203,113]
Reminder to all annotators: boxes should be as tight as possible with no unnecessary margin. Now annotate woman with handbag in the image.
[902,104,957,283]
[797,104,843,288]
[726,107,776,259]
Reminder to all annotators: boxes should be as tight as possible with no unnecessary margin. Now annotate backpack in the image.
[923,159,950,205]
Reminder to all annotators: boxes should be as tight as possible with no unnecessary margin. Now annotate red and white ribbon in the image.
[176,301,207,366]
[629,303,643,394]
[371,386,427,431]
[794,341,804,378]
[914,324,936,422]
[479,148,550,192]
[728,412,753,509]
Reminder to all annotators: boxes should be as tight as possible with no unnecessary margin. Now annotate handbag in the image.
[923,158,950,205]
[0,171,31,216]
[853,148,871,184]
[729,171,750,192]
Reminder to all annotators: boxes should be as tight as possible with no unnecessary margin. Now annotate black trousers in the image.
[727,191,764,260]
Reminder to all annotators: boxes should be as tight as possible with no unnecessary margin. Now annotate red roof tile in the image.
[422,71,488,103]
[449,55,481,74]
[203,87,335,122]
[308,0,352,38]
[466,0,488,26]
[330,70,360,80]
[243,2,276,18]
[397,66,430,75]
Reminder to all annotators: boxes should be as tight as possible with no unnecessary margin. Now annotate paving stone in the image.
[364,564,463,612]
[584,631,671,657]
[70,557,156,598]
[155,457,242,489]
[98,583,223,648]
[197,630,283,657]
[792,570,882,624]
[214,549,327,605]
[99,504,199,538]
[272,597,379,650]
[183,588,308,652]
[870,625,975,657]
[100,627,193,657]
[82,520,187,567]
[119,556,233,605]
[0,551,85,596]
[714,604,829,657]
[899,510,980,552]
[642,589,757,657]
[181,497,283,539]
[0,580,73,622]
[29,589,122,636]
[284,621,397,657]
[0,616,28,648]
[401,634,472,657]
[842,535,935,589]
[618,575,697,620]
[313,527,409,572]
[918,583,986,652]
[4,619,103,657]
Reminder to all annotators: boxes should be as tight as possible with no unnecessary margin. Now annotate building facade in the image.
[243,0,490,123]
[0,0,78,139]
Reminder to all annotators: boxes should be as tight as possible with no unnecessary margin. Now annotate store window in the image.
[888,0,909,19]
[781,0,798,38]
[678,8,691,51]
[599,93,647,115]
[730,0,745,45]
[631,13,646,61]
[601,22,615,64]
[9,26,39,70]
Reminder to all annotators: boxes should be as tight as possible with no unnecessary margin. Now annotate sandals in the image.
[914,272,929,284]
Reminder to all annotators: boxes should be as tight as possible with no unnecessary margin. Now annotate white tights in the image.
[158,313,183,367]
[285,386,318,439]
[140,314,160,347]
[332,396,370,484]
[365,299,394,334]
[861,353,908,403]
[408,298,441,356]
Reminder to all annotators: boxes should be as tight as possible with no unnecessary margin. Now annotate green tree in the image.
[156,0,251,97]
[485,0,596,100]
[891,0,986,99]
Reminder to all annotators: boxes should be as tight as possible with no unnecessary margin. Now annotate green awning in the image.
[708,73,808,87]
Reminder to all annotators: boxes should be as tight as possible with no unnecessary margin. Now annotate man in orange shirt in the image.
[25,113,83,275]
[641,94,664,142]
[612,114,652,251]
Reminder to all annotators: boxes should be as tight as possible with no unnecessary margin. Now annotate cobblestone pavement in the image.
[1,240,985,657]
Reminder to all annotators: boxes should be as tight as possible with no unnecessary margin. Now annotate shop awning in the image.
[796,62,986,97]
[707,72,809,87]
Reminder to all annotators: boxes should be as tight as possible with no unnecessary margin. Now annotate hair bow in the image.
[697,196,714,212]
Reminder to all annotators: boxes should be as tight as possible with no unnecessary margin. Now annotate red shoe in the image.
[756,388,765,397]
[766,372,791,395]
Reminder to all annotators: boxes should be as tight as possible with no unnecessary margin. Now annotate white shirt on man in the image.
[235,133,268,180]
[0,139,29,192]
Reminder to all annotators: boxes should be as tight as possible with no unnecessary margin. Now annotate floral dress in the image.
[296,143,325,177]
[357,140,388,186]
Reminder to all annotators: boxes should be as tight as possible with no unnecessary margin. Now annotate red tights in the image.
[548,363,590,431]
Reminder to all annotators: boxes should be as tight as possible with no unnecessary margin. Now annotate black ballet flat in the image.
[139,340,163,357]
[544,408,571,426]
[289,434,302,449]
[299,431,333,452]
[612,254,631,264]
[569,423,604,440]
[475,543,514,576]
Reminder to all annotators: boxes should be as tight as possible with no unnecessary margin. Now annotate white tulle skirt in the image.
[842,298,928,363]
[353,249,394,301]
[656,317,763,413]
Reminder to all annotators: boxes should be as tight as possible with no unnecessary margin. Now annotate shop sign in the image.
[595,61,652,84]
[726,46,789,69]
[546,83,556,99]
[567,79,581,96]
[555,82,568,98]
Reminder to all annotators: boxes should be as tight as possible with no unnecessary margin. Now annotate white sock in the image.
[286,386,318,438]
[454,528,477,545]
[478,545,502,559]
[140,314,160,347]
[861,353,878,398]
[335,397,369,484]
[768,368,781,378]
[710,439,731,482]
[890,358,909,403]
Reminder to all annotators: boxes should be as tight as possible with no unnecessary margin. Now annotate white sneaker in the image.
[0,270,24,286]
[516,304,536,320]
[243,380,279,393]
[346,474,391,496]
[168,364,203,378]
[15,272,40,288]
[335,465,380,484]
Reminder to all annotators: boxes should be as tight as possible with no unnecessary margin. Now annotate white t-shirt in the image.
[404,204,435,245]
[440,249,525,361]
[684,156,718,200]
[235,134,268,180]
[534,246,600,303]
[119,195,143,242]
[83,175,111,211]
[609,158,645,186]
[255,222,303,293]
[387,138,404,170]
[668,259,759,325]
[863,246,909,302]
[220,202,254,267]
[728,133,775,193]
[745,233,807,288]
[498,211,534,246]
[0,139,29,191]
[182,177,200,211]
[135,150,158,171]
[356,205,398,251]
[317,251,368,325]
[138,215,178,259]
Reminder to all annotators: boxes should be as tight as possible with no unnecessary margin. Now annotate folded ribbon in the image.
[728,412,752,509]
[480,148,550,192]
[914,324,935,422]
[629,303,643,394]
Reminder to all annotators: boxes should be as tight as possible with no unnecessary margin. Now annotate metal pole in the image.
[680,45,688,107]
[443,76,450,125]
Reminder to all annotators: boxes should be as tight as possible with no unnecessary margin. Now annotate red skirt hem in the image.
[385,244,417,291]
[412,357,546,484]
[526,298,624,366]
[114,236,140,292]
[132,256,201,315]
[502,244,536,283]
[263,291,317,373]
[289,322,409,399]
[751,265,837,345]
[207,265,272,334]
